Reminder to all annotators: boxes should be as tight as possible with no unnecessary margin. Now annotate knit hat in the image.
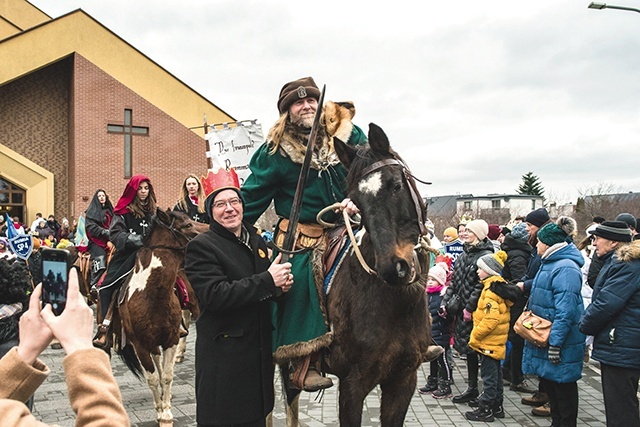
[525,208,550,228]
[443,227,458,240]
[615,213,637,230]
[465,219,489,240]
[487,224,501,240]
[537,216,577,246]
[477,250,507,277]
[427,264,448,286]
[510,222,529,242]
[589,220,632,242]
[277,76,321,114]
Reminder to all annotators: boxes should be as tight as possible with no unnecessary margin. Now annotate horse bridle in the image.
[145,215,197,252]
[348,157,429,282]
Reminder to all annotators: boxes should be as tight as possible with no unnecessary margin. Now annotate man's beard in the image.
[290,113,315,129]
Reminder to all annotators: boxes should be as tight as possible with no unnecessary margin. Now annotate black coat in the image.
[501,235,531,339]
[442,238,494,354]
[185,220,279,425]
[427,290,452,347]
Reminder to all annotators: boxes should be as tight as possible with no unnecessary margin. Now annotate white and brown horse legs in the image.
[143,346,178,426]
[175,309,191,363]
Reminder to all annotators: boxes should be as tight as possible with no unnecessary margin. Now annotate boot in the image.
[493,399,505,419]
[510,379,537,393]
[452,386,479,404]
[303,366,333,392]
[521,391,548,406]
[465,402,494,422]
[431,379,452,399]
[92,322,111,349]
[531,401,551,417]
[418,376,438,395]
[423,345,445,362]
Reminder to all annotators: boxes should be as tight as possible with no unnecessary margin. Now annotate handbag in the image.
[514,309,552,348]
[445,293,462,315]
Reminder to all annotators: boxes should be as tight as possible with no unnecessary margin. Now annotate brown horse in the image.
[281,123,434,426]
[114,209,207,426]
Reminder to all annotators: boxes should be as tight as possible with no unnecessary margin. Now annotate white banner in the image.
[205,121,264,186]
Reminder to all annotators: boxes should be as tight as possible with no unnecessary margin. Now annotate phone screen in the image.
[41,249,69,316]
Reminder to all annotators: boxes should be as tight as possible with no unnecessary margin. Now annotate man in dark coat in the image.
[580,221,639,427]
[185,169,293,427]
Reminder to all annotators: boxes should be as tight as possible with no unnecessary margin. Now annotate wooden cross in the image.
[107,109,149,178]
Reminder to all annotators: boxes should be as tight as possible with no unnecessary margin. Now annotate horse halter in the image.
[359,158,428,237]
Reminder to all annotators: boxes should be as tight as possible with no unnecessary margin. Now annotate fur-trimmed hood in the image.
[273,101,355,170]
[617,239,640,262]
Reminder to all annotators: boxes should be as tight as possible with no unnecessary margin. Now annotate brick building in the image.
[0,0,234,224]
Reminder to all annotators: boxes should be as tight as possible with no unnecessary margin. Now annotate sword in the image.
[280,84,326,261]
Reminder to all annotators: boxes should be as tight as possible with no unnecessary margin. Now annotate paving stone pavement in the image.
[31,324,607,426]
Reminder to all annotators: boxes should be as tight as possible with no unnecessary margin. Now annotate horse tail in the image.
[118,343,144,379]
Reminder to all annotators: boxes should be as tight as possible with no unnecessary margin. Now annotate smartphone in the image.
[41,248,72,315]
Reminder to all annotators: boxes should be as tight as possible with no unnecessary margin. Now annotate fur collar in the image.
[617,239,640,262]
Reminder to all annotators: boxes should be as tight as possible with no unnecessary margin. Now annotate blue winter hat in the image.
[510,222,529,242]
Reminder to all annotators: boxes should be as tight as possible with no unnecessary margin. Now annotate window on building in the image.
[492,199,501,209]
[531,199,536,210]
[464,201,472,210]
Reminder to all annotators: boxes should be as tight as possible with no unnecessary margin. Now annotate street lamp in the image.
[588,2,640,13]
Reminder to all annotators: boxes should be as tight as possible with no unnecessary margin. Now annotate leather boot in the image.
[92,323,111,349]
[453,386,479,404]
[423,345,445,362]
[303,366,333,392]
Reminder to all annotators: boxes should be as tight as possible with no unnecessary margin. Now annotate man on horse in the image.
[185,168,293,426]
[240,76,367,391]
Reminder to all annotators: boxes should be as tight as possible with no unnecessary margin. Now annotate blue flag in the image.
[5,213,18,239]
[75,215,89,249]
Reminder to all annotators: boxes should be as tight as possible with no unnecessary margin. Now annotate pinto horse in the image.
[281,123,434,426]
[114,209,207,426]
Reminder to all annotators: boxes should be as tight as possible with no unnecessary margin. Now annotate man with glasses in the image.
[185,169,293,427]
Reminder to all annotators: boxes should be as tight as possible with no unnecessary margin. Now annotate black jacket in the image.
[185,220,279,425]
[501,235,531,338]
[442,238,494,354]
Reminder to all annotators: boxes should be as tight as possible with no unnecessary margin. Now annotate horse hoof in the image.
[175,355,183,363]
[158,421,173,427]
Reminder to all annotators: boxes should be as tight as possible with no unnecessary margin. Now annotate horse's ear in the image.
[334,136,357,169]
[367,123,391,155]
[156,208,170,223]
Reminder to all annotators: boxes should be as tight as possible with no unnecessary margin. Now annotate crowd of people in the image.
[418,208,640,426]
[1,74,639,426]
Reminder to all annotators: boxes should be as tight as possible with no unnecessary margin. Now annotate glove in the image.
[548,346,561,364]
[101,228,110,238]
[437,306,447,318]
[463,308,473,322]
[126,233,143,249]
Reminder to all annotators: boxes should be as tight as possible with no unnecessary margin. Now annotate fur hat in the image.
[525,208,550,228]
[510,222,529,242]
[277,76,321,114]
[465,219,489,240]
[615,213,637,230]
[589,220,632,242]
[477,250,508,277]
[428,264,448,286]
[443,227,458,240]
[487,224,501,240]
[537,216,577,246]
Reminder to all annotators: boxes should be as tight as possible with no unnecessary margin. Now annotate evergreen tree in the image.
[517,172,545,197]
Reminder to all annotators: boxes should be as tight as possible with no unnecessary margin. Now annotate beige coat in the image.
[0,347,129,426]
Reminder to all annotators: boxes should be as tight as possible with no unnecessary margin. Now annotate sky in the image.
[29,0,640,203]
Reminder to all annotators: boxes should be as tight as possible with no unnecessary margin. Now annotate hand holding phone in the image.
[41,248,72,316]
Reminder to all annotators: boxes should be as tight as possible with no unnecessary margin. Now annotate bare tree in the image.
[575,182,639,235]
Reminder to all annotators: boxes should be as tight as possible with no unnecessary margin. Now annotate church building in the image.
[0,0,234,224]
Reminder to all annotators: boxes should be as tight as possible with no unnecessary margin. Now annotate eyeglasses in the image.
[213,197,241,210]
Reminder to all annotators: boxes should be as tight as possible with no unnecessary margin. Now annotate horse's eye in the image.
[393,183,402,193]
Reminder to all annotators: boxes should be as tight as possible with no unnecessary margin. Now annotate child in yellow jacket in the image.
[466,250,520,422]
